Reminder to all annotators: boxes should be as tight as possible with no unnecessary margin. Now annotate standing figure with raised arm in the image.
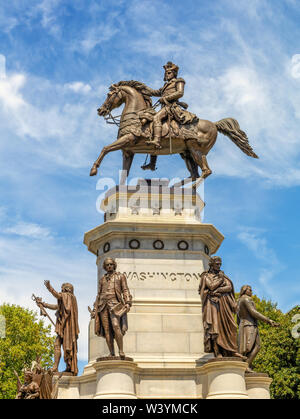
[198,256,245,359]
[39,281,79,375]
[93,257,132,359]
[237,285,279,372]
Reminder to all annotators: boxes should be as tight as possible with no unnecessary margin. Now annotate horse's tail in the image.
[215,118,258,158]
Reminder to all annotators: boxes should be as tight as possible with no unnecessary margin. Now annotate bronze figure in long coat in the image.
[41,281,79,375]
[199,256,244,359]
[237,285,279,371]
[93,257,132,358]
[145,61,198,150]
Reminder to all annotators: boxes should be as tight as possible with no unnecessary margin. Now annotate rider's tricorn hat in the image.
[163,61,179,78]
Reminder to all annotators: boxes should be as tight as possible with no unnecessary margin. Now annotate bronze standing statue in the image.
[90,62,258,181]
[35,281,79,376]
[237,285,279,372]
[91,257,132,359]
[198,256,245,359]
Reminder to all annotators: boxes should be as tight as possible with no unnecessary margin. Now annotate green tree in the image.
[236,293,300,399]
[0,303,55,399]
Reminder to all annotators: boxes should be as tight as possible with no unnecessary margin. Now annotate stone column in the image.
[201,358,249,399]
[93,360,138,399]
[245,373,272,399]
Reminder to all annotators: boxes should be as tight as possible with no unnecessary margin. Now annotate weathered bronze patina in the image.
[15,369,40,399]
[14,358,62,399]
[91,257,132,359]
[198,256,245,359]
[237,285,279,372]
[90,62,258,181]
[35,281,79,376]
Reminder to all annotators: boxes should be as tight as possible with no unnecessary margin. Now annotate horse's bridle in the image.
[99,85,160,127]
[101,87,123,126]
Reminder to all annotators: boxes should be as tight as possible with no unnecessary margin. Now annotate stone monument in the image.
[55,63,272,399]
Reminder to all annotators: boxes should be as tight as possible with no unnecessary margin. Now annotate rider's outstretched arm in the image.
[146,87,162,97]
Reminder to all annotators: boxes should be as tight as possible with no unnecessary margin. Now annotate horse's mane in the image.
[115,80,153,108]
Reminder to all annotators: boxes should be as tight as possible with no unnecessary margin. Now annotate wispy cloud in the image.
[4,222,52,239]
[290,54,300,79]
[78,24,120,54]
[64,81,92,95]
[0,55,111,168]
[237,227,285,300]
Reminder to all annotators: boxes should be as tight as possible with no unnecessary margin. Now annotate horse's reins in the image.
[103,100,161,127]
[102,98,173,158]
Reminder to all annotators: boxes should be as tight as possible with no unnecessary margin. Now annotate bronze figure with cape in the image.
[198,256,245,359]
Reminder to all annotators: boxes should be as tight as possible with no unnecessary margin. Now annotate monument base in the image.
[56,182,271,399]
[56,359,272,399]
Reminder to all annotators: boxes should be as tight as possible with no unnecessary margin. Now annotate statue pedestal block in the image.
[85,181,223,368]
[57,358,273,399]
[200,358,249,399]
[93,360,138,399]
[245,373,272,399]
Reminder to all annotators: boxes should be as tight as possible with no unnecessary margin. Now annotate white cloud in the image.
[220,67,267,108]
[0,54,6,79]
[78,24,119,53]
[0,59,111,169]
[0,70,26,109]
[64,81,92,95]
[237,227,279,265]
[290,54,300,79]
[4,222,52,239]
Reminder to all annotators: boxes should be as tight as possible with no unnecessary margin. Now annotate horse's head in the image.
[97,84,124,117]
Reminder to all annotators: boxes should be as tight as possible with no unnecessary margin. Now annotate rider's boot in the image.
[141,155,157,171]
[146,122,162,149]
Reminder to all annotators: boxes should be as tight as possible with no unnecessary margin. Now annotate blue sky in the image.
[0,0,300,371]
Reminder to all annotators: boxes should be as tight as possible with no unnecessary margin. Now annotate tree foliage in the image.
[237,294,300,399]
[0,303,55,399]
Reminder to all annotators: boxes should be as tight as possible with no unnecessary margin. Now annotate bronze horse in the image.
[90,81,258,181]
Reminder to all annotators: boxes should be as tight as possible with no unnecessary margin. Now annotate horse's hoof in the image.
[202,170,212,179]
[90,166,98,176]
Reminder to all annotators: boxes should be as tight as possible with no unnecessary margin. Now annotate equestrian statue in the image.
[90,62,258,182]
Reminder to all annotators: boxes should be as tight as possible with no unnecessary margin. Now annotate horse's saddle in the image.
[138,109,180,138]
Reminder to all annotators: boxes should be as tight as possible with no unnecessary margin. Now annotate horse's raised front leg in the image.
[90,134,136,177]
[120,151,135,184]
